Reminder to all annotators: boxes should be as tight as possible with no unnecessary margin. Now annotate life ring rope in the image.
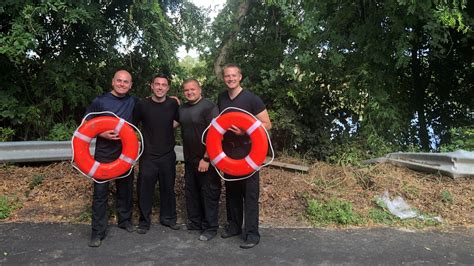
[71,111,144,184]
[201,107,275,182]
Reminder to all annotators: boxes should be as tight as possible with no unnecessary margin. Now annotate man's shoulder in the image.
[201,98,216,107]
[241,88,259,98]
[166,97,179,108]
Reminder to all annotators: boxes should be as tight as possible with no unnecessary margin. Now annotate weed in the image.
[0,195,20,219]
[354,172,376,190]
[401,181,419,198]
[29,175,44,190]
[76,207,92,222]
[440,190,453,204]
[306,198,363,226]
[368,208,397,225]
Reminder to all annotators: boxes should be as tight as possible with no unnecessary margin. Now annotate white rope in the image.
[201,107,275,182]
[71,111,144,184]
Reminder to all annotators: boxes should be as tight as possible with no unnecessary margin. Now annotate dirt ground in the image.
[0,160,472,228]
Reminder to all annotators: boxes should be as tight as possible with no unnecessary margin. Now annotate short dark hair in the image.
[182,78,201,88]
[222,63,241,75]
[151,73,171,84]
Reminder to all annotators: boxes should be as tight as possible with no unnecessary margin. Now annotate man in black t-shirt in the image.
[133,74,180,234]
[178,78,221,241]
[86,70,137,247]
[217,64,272,249]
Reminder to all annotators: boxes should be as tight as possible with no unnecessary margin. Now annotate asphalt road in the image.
[0,223,472,265]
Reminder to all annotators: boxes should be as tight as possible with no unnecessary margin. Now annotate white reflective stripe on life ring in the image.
[119,154,135,164]
[73,131,93,143]
[114,118,125,135]
[246,120,262,135]
[211,118,226,135]
[212,151,226,165]
[244,155,260,171]
[88,161,101,176]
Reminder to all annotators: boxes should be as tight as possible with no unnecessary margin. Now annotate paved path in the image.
[0,223,472,265]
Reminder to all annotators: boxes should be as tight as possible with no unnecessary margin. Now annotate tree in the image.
[0,0,206,140]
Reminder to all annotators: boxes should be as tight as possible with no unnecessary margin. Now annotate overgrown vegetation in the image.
[306,198,364,226]
[0,195,20,220]
[1,1,472,163]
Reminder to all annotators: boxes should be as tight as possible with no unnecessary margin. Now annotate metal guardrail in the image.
[364,150,474,179]
[0,141,183,163]
[0,141,309,172]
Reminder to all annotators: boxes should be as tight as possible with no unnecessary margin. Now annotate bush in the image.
[440,127,474,152]
[45,121,77,141]
[0,127,15,141]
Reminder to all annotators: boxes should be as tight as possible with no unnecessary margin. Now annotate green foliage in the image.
[306,198,364,226]
[440,127,474,152]
[368,208,397,225]
[440,189,454,204]
[0,0,206,140]
[0,127,15,141]
[76,207,92,222]
[29,175,44,190]
[45,121,77,141]
[0,195,20,219]
[200,0,473,160]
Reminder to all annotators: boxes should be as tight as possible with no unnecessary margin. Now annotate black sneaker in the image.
[88,236,102,247]
[185,223,202,231]
[239,238,259,249]
[136,227,149,234]
[118,223,135,233]
[221,230,241,239]
[199,231,217,241]
[168,224,180,230]
[161,223,180,230]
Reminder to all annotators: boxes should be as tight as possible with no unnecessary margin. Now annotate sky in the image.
[177,0,226,59]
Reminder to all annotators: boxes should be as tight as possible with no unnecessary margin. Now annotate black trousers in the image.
[184,162,221,232]
[223,142,260,241]
[91,169,134,239]
[137,151,177,228]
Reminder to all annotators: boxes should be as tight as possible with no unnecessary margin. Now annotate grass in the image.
[0,195,20,219]
[76,207,92,222]
[306,198,364,226]
[29,175,44,190]
[440,189,453,204]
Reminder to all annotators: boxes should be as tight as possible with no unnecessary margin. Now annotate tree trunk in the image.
[213,0,251,80]
[411,25,430,151]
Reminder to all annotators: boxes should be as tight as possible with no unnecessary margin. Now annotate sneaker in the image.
[185,223,202,231]
[136,227,149,234]
[161,223,180,230]
[118,223,135,233]
[88,236,102,247]
[239,238,259,249]
[199,231,217,241]
[168,224,180,230]
[221,230,241,239]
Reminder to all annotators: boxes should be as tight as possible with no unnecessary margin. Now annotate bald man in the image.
[85,70,138,247]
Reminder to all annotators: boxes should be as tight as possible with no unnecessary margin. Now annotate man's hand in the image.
[228,125,245,136]
[98,130,120,140]
[169,96,181,105]
[198,159,210,172]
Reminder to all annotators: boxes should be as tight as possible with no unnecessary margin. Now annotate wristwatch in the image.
[203,157,210,163]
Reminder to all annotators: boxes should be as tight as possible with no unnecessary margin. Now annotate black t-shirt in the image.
[217,89,266,144]
[86,92,137,161]
[133,97,179,158]
[179,98,219,163]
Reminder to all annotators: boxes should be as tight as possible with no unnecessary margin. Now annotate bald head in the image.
[111,70,132,97]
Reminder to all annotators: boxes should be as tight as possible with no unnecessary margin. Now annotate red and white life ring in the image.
[72,116,139,180]
[205,112,268,176]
